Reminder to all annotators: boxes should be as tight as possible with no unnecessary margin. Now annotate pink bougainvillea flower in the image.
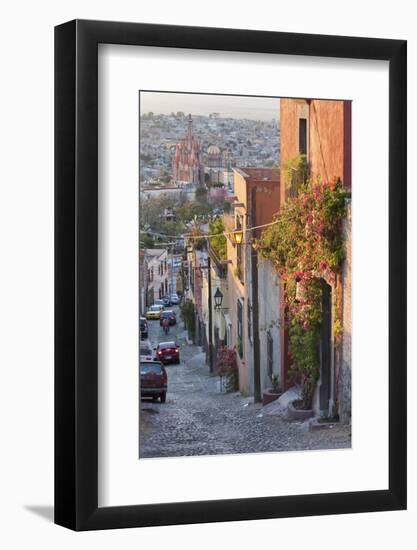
[301,194,308,208]
[319,260,328,271]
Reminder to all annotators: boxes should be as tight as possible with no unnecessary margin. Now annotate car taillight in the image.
[158,350,162,355]
[175,348,179,353]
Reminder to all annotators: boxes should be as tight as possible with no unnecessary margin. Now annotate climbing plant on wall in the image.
[255,177,349,409]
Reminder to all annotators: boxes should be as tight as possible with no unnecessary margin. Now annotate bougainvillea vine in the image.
[255,177,349,409]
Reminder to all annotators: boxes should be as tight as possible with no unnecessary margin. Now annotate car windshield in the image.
[162,311,174,317]
[140,363,162,374]
[140,346,152,355]
[159,342,177,349]
[150,305,160,311]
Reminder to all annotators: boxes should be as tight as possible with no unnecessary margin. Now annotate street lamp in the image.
[214,287,223,309]
[230,228,244,245]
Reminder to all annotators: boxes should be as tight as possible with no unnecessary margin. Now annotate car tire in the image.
[160,393,166,403]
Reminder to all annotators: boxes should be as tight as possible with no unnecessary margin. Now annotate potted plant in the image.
[287,372,316,420]
[262,374,282,406]
[215,346,239,393]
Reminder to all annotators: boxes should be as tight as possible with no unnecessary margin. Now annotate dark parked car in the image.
[140,317,148,339]
[155,341,180,364]
[162,296,171,307]
[159,309,177,326]
[140,361,167,402]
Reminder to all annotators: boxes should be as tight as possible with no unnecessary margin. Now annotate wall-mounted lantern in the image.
[230,228,244,245]
[214,287,223,309]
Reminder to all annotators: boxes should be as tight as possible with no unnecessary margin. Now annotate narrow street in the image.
[139,306,351,459]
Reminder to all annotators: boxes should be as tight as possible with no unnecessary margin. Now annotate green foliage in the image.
[283,154,309,197]
[271,374,281,393]
[180,300,196,341]
[140,195,177,229]
[256,177,348,408]
[140,234,154,249]
[208,217,227,261]
[176,201,211,224]
[158,220,184,237]
[196,186,208,204]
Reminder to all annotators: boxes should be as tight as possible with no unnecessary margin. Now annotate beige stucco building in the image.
[225,167,281,398]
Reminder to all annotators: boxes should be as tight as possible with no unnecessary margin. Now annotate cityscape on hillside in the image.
[140,111,279,184]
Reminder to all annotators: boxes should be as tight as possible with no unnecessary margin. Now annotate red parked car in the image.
[155,341,180,364]
[140,361,167,402]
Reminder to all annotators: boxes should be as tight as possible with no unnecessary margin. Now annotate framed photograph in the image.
[55,20,406,531]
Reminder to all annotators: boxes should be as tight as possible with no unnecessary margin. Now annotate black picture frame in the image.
[55,19,407,531]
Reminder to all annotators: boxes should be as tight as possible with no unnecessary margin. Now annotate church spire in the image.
[187,113,193,138]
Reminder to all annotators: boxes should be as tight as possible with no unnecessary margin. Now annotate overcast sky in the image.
[140,91,279,121]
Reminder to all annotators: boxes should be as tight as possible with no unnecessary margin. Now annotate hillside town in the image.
[140,112,279,183]
[139,96,352,458]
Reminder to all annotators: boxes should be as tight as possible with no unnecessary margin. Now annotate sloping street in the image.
[139,308,351,458]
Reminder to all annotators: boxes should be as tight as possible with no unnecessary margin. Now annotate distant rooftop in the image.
[145,249,167,257]
[233,167,280,182]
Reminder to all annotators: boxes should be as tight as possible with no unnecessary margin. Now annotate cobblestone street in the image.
[139,307,351,458]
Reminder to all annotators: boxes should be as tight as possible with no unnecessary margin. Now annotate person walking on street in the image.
[162,316,169,335]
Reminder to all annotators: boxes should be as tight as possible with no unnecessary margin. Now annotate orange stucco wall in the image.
[279,98,351,206]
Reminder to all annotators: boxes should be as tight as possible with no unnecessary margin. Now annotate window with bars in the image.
[247,300,252,344]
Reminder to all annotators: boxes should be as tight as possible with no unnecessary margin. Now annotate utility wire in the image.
[141,219,280,241]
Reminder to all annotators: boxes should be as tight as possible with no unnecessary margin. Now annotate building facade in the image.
[225,167,280,397]
[279,98,352,421]
[144,248,169,307]
[257,257,281,394]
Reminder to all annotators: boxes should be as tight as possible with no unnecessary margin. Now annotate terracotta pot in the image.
[287,401,314,421]
[262,389,282,406]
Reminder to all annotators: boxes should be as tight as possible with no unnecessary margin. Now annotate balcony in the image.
[207,241,228,279]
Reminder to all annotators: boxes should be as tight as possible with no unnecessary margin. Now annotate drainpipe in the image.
[251,187,261,402]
